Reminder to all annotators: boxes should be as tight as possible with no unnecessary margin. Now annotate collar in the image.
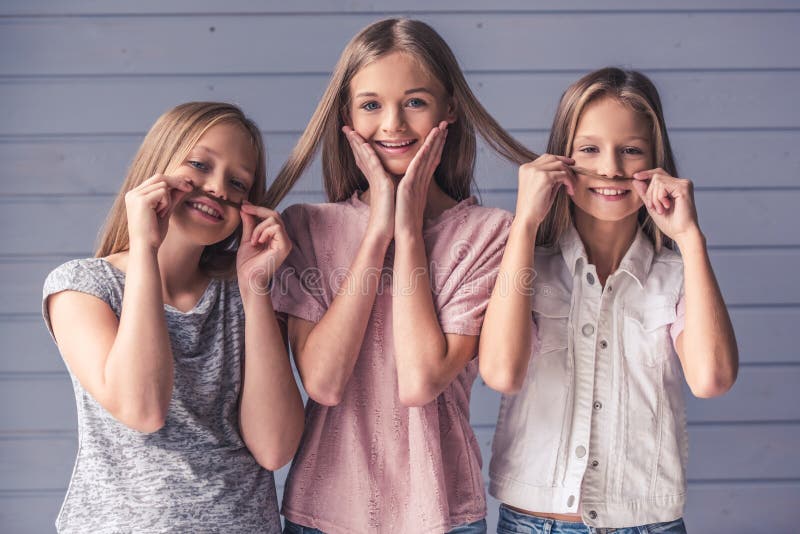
[558,223,655,288]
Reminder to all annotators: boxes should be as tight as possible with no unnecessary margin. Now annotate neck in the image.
[157,229,209,296]
[573,209,639,284]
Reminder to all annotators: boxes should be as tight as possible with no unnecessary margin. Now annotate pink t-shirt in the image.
[271,192,512,534]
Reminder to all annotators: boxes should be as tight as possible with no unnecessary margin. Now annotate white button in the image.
[582,323,595,336]
[567,495,575,507]
[576,445,587,458]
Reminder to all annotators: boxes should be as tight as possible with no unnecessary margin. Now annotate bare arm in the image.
[48,175,193,432]
[392,230,478,406]
[479,155,576,393]
[288,230,391,406]
[633,169,738,398]
[288,128,395,406]
[674,230,738,397]
[236,204,305,469]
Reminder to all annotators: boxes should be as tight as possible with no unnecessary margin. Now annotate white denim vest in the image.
[489,225,687,529]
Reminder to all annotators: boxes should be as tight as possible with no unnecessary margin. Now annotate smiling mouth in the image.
[375,139,417,149]
[187,200,224,220]
[589,187,630,197]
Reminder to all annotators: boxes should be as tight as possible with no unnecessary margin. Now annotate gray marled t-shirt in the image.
[43,258,281,534]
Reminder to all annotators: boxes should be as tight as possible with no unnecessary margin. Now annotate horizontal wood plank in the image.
[3,0,800,16]
[2,128,797,197]
[2,71,798,136]
[469,365,800,426]
[1,191,797,258]
[2,13,798,76]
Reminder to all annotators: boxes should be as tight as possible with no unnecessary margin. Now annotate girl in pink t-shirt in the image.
[265,18,538,534]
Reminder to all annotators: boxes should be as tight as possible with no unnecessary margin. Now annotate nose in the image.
[596,151,625,179]
[200,169,229,200]
[381,106,406,134]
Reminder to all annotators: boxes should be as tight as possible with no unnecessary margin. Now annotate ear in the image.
[444,98,458,125]
[340,106,352,129]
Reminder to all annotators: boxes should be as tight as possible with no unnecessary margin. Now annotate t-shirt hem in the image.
[282,507,486,534]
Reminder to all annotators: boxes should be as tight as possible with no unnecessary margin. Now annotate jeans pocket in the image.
[644,517,687,534]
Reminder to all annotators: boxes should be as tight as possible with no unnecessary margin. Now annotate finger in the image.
[256,224,282,245]
[554,155,576,166]
[240,209,256,243]
[240,203,283,226]
[163,174,194,192]
[632,177,649,205]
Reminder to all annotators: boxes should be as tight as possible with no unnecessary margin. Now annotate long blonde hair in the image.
[96,101,267,278]
[264,18,537,206]
[537,67,678,251]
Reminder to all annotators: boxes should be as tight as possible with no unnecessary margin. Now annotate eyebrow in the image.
[573,135,650,143]
[353,87,435,99]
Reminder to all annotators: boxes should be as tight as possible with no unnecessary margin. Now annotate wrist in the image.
[510,216,540,241]
[674,226,706,251]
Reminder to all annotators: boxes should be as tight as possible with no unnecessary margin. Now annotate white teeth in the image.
[190,202,222,219]
[379,140,414,148]
[593,188,626,196]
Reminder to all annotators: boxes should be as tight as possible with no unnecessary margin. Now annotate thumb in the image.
[632,178,649,203]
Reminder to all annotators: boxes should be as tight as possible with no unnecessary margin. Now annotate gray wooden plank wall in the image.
[1,1,798,532]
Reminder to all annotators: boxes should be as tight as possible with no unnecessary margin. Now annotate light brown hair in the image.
[538,67,678,251]
[264,18,537,206]
[95,101,267,278]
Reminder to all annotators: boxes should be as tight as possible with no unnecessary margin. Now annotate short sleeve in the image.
[42,259,118,341]
[436,211,513,336]
[669,290,686,347]
[270,204,327,324]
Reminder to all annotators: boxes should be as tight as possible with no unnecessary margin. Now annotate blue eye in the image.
[406,98,426,108]
[188,160,209,171]
[361,101,379,111]
[230,178,249,192]
[578,146,599,154]
[622,146,644,155]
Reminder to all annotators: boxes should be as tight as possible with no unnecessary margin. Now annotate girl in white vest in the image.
[479,68,738,533]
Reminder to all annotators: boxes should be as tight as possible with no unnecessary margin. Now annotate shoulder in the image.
[44,258,121,297]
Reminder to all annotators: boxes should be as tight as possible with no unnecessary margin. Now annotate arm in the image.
[633,169,738,398]
[47,175,193,432]
[479,155,576,393]
[288,230,391,406]
[236,203,305,469]
[391,123,483,406]
[392,230,478,407]
[286,127,395,406]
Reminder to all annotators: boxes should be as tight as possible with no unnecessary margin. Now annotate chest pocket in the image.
[532,291,571,355]
[622,299,677,366]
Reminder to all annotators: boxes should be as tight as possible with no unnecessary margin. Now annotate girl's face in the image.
[171,122,257,245]
[348,51,455,178]
[569,96,653,223]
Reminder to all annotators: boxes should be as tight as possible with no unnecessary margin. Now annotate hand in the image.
[236,203,292,295]
[394,121,448,236]
[343,126,397,244]
[125,174,194,250]
[632,168,701,245]
[515,154,575,228]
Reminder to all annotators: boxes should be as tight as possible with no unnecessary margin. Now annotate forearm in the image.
[296,231,391,405]
[392,231,450,401]
[239,291,304,470]
[677,229,738,397]
[479,219,537,393]
[105,245,174,429]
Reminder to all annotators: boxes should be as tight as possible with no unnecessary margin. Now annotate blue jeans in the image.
[497,505,687,534]
[284,518,487,533]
